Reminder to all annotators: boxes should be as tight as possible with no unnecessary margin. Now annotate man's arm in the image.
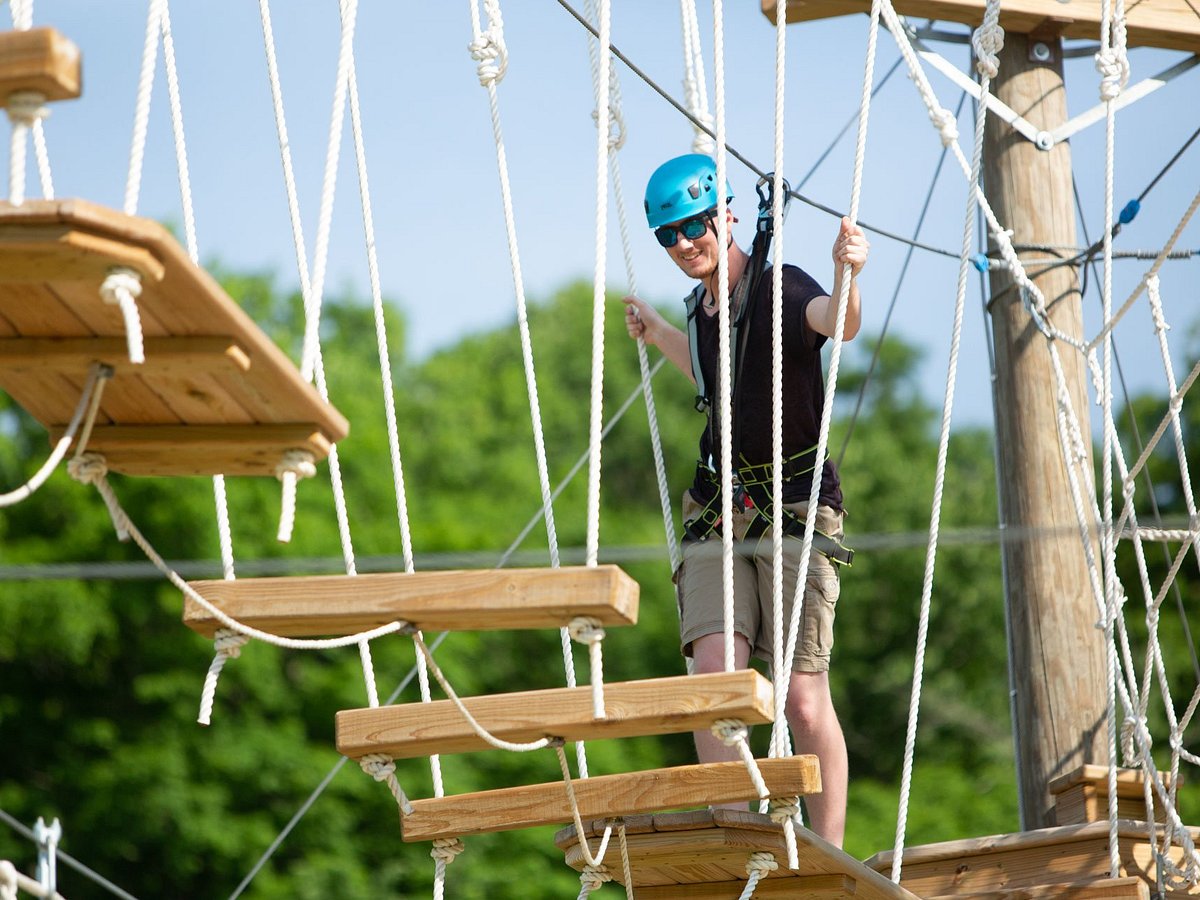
[805,216,869,341]
[621,295,695,385]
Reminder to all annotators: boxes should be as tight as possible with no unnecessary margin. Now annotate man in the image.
[622,153,868,847]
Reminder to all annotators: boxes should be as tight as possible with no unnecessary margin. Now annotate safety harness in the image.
[680,175,853,567]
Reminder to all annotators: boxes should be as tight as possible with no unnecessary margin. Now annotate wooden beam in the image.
[0,336,251,375]
[0,226,166,282]
[924,876,1151,900]
[763,0,1200,54]
[184,565,639,637]
[1047,765,1173,799]
[636,876,858,899]
[53,423,333,477]
[0,27,81,102]
[400,757,821,842]
[335,670,773,759]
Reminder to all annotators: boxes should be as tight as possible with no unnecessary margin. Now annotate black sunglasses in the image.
[654,212,713,248]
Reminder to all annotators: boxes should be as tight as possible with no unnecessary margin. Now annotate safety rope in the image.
[678,0,715,154]
[890,0,1000,880]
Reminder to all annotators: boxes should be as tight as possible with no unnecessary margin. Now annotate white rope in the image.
[738,851,779,900]
[197,627,250,725]
[678,0,714,154]
[30,118,53,200]
[358,754,414,816]
[583,0,612,571]
[99,268,145,365]
[0,364,110,508]
[890,0,998,881]
[618,823,634,900]
[6,91,46,205]
[768,797,800,870]
[410,633,554,752]
[124,0,162,215]
[274,450,317,543]
[555,744,610,869]
[569,616,608,719]
[712,720,770,798]
[430,837,465,900]
[0,860,16,900]
[711,0,737,675]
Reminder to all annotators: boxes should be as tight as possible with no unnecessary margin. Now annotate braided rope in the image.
[678,0,714,154]
[712,720,770,798]
[617,822,634,899]
[555,745,611,869]
[738,851,779,900]
[569,616,608,719]
[430,837,465,900]
[99,268,145,365]
[890,0,999,881]
[197,628,250,725]
[358,754,414,816]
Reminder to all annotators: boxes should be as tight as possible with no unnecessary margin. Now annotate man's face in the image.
[660,207,733,281]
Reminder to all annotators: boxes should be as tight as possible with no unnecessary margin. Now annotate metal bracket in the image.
[33,817,61,897]
[908,21,1199,152]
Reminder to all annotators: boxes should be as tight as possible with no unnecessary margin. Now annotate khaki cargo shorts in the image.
[674,491,844,674]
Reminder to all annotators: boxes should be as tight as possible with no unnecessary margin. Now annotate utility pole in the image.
[982,32,1109,829]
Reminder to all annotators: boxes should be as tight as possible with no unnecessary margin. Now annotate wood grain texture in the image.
[763,0,1200,53]
[0,28,81,101]
[400,757,820,842]
[183,565,640,637]
[335,670,774,758]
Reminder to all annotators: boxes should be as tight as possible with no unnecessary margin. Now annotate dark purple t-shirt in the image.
[688,262,844,511]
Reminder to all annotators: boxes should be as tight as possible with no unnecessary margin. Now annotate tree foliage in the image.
[0,270,1194,896]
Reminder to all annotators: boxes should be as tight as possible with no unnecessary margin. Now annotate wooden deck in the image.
[557,809,921,899]
[0,199,348,477]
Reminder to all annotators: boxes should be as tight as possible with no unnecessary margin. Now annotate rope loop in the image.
[1095,47,1129,102]
[430,837,465,866]
[591,104,626,150]
[746,850,779,876]
[275,449,317,543]
[928,106,958,147]
[568,616,606,645]
[971,18,1004,79]
[712,718,750,746]
[5,90,48,126]
[469,1,508,87]
[579,863,612,892]
[213,626,250,659]
[100,267,146,364]
[359,753,396,782]
[768,796,801,823]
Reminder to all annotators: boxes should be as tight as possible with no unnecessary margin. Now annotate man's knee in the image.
[784,673,835,733]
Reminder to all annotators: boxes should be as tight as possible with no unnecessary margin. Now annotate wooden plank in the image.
[925,876,1151,900]
[184,565,640,637]
[400,757,821,842]
[636,875,858,898]
[557,810,920,898]
[0,27,81,102]
[1053,783,1166,826]
[0,226,165,282]
[52,423,332,477]
[336,670,774,759]
[764,0,1200,53]
[0,337,252,375]
[0,281,92,336]
[1048,765,1174,798]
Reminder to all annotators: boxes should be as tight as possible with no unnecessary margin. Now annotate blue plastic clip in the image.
[971,253,990,273]
[1119,198,1140,225]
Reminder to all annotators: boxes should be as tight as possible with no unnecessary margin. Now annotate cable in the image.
[552,0,963,260]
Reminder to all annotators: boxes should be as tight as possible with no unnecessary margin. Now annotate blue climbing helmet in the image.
[643,154,733,229]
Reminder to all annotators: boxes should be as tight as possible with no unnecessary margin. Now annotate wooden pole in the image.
[983,32,1109,829]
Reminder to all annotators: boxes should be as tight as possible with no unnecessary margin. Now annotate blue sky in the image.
[13,1,1200,428]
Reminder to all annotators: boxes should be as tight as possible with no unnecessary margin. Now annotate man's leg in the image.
[785,670,847,847]
[690,631,754,811]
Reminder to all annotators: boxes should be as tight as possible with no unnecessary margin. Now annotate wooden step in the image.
[0,199,348,476]
[924,876,1151,900]
[183,565,639,638]
[1049,765,1175,826]
[0,27,81,102]
[400,757,820,843]
[556,809,919,899]
[864,820,1200,897]
[336,670,774,759]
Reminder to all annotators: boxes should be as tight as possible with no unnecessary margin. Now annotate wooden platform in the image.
[183,565,639,638]
[864,820,1200,896]
[1050,764,1174,826]
[556,809,920,899]
[402,757,820,843]
[0,199,348,476]
[763,0,1200,54]
[336,670,774,759]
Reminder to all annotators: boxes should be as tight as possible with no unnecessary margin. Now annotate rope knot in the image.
[928,106,958,147]
[5,90,48,127]
[359,753,397,782]
[712,719,750,746]
[68,451,109,485]
[1095,48,1129,101]
[213,627,250,658]
[971,21,1004,79]
[275,449,317,481]
[768,797,801,823]
[468,19,508,87]
[580,863,612,891]
[1121,717,1148,764]
[0,860,17,900]
[568,617,606,645]
[591,105,626,150]
[746,851,779,876]
[431,837,465,866]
